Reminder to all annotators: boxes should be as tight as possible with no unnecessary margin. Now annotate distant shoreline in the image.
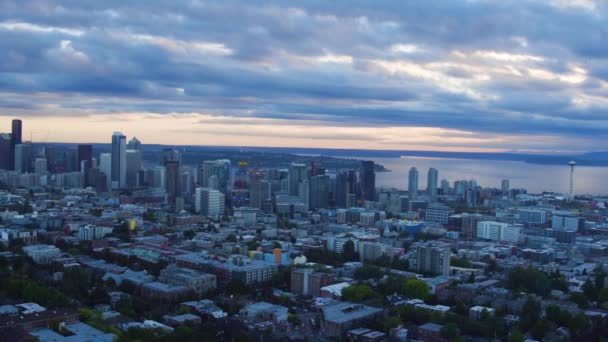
[35,142,608,167]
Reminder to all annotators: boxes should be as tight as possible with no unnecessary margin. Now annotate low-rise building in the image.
[321,302,383,338]
[22,244,61,264]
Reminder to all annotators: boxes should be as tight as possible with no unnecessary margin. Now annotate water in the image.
[340,156,608,195]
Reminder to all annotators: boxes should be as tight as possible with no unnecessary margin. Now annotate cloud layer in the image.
[0,0,607,152]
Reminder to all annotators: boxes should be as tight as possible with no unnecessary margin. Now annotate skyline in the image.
[1,1,608,152]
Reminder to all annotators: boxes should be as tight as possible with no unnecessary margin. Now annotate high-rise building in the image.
[111,132,127,189]
[408,167,419,200]
[126,149,142,188]
[310,175,330,209]
[360,161,375,201]
[335,171,348,208]
[10,119,22,171]
[45,146,57,173]
[501,179,510,196]
[161,148,181,165]
[77,144,93,186]
[0,133,11,170]
[288,163,308,196]
[99,153,112,191]
[14,143,33,173]
[195,187,225,217]
[153,166,166,189]
[440,179,450,195]
[199,159,231,194]
[165,161,181,203]
[77,144,93,172]
[298,179,310,211]
[410,241,450,276]
[248,170,265,209]
[427,168,438,202]
[127,137,141,150]
[34,157,48,174]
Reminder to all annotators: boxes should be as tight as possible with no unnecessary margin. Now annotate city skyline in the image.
[1,1,607,153]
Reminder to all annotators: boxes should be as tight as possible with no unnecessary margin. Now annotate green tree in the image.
[342,240,359,261]
[441,323,461,341]
[226,234,238,243]
[382,316,402,332]
[342,285,374,302]
[401,278,430,300]
[507,330,524,342]
[530,318,550,340]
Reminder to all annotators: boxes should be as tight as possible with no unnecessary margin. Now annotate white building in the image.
[477,221,521,243]
[79,225,113,241]
[22,244,61,264]
[195,187,225,217]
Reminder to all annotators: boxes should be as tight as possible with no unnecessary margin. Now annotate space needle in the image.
[568,161,576,200]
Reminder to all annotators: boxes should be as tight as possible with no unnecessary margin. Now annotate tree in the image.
[342,240,358,261]
[441,323,461,341]
[342,285,374,302]
[530,318,550,340]
[226,234,237,243]
[183,229,195,240]
[382,316,402,332]
[507,330,524,342]
[401,278,430,300]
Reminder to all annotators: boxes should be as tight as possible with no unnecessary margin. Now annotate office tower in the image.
[77,144,93,186]
[200,159,231,194]
[410,241,450,276]
[408,167,419,200]
[44,146,57,173]
[127,137,141,150]
[335,171,348,208]
[298,179,310,211]
[310,161,326,176]
[77,144,93,171]
[63,148,78,172]
[427,167,438,202]
[34,158,48,174]
[180,167,194,197]
[195,187,225,217]
[10,119,22,170]
[153,166,166,188]
[161,148,181,165]
[165,161,181,203]
[249,170,264,209]
[288,163,308,196]
[0,133,11,170]
[310,175,330,209]
[99,153,112,191]
[501,179,510,195]
[14,143,33,173]
[360,161,375,201]
[126,149,142,188]
[466,179,477,207]
[440,179,450,195]
[111,132,127,189]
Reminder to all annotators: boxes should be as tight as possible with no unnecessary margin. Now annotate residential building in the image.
[409,241,450,276]
[22,244,61,264]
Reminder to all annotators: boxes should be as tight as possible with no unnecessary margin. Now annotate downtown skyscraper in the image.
[408,167,419,200]
[111,132,127,189]
[427,167,438,202]
[360,160,375,202]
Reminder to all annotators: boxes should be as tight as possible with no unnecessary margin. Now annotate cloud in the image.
[0,0,606,152]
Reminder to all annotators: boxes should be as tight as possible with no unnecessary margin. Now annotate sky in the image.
[0,0,607,153]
